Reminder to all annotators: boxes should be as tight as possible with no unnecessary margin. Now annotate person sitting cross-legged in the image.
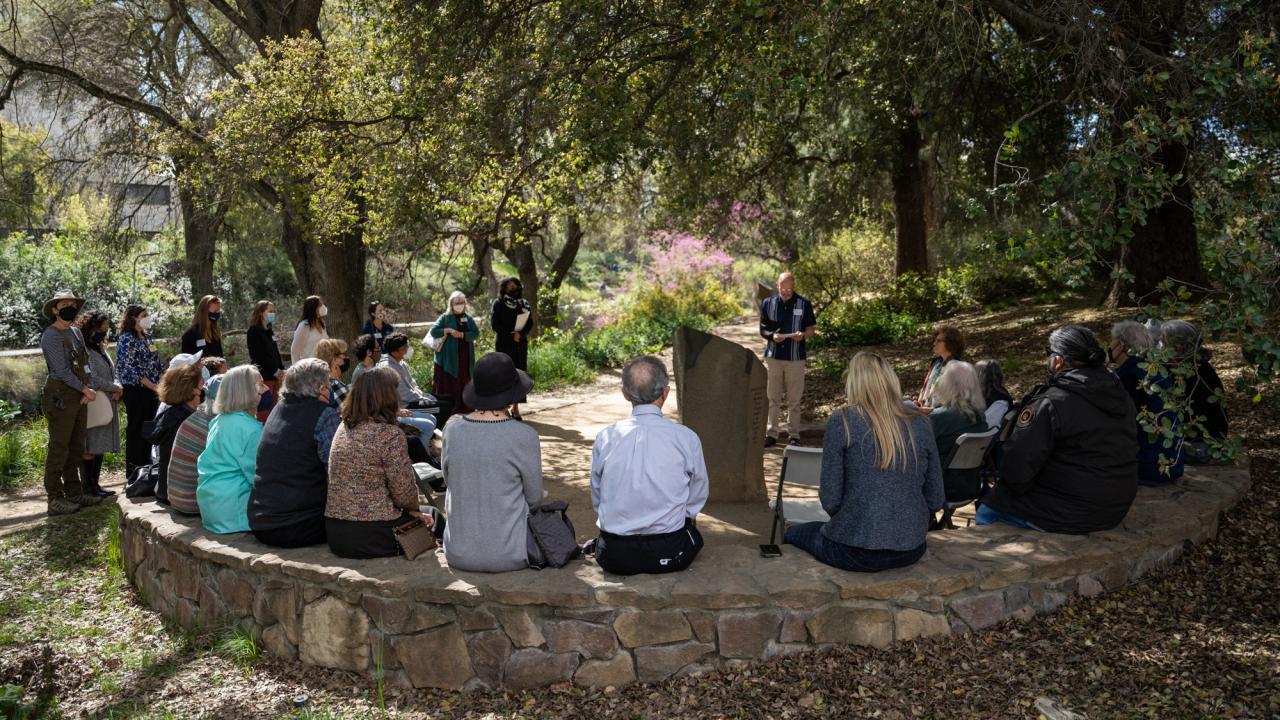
[978,325,1138,533]
[248,359,341,548]
[785,352,943,572]
[589,356,709,576]
[376,332,438,436]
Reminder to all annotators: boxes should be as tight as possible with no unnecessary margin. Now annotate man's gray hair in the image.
[283,358,331,399]
[621,356,669,406]
[1160,319,1202,360]
[1110,320,1152,353]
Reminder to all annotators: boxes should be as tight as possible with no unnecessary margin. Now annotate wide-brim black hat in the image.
[463,352,534,410]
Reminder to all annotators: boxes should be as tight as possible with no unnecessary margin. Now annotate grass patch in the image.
[213,623,260,668]
[0,413,47,491]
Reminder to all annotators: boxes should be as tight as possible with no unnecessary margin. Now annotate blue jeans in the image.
[398,410,437,437]
[975,503,1045,531]
[783,522,926,572]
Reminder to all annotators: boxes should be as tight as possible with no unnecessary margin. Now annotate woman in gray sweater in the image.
[442,353,543,572]
[784,352,944,571]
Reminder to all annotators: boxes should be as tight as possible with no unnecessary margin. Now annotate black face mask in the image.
[506,287,522,300]
[90,331,107,346]
[57,306,78,322]
[208,311,222,323]
[339,358,351,374]
[198,388,207,404]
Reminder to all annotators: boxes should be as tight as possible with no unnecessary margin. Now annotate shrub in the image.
[811,298,921,349]
[0,414,47,491]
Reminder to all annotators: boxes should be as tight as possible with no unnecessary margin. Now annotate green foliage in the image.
[0,415,47,491]
[811,299,921,350]
[213,623,260,668]
[0,121,53,234]
[792,224,894,310]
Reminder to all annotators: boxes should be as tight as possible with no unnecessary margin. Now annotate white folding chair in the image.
[766,445,826,548]
[938,426,1000,528]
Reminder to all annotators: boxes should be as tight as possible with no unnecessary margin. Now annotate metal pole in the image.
[131,252,160,304]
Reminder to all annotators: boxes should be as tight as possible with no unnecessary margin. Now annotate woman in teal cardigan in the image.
[197,365,266,533]
[430,291,481,414]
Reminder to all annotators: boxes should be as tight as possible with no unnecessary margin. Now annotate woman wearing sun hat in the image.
[39,290,105,516]
[441,352,544,572]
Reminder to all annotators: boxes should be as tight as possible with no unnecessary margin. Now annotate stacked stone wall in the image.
[119,465,1250,690]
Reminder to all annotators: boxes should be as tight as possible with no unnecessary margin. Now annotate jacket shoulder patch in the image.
[1016,404,1038,428]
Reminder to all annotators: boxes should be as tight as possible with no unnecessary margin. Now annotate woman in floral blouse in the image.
[116,304,164,477]
[325,367,433,559]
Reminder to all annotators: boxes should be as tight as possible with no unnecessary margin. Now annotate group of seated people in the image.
[143,314,1227,578]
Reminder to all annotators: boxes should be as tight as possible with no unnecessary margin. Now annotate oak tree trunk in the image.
[892,114,931,276]
[279,204,368,343]
[1104,141,1208,307]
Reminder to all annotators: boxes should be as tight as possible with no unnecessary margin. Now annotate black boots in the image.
[82,456,115,497]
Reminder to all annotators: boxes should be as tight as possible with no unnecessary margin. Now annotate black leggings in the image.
[253,516,327,549]
[121,385,158,475]
[326,513,413,559]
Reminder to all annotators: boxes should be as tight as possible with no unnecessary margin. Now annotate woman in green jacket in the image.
[430,291,481,414]
[197,365,266,534]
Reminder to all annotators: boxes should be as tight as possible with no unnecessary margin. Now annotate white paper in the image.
[514,311,530,332]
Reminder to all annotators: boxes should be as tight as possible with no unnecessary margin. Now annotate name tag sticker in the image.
[793,308,804,317]
[196,339,207,348]
[84,365,92,375]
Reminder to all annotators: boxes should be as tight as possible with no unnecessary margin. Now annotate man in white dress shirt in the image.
[590,356,710,575]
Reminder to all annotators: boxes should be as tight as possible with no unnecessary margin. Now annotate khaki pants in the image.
[766,358,805,439]
[42,380,86,501]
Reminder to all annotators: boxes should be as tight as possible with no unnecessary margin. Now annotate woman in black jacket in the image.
[490,277,534,420]
[180,294,225,359]
[980,325,1138,534]
[146,363,204,503]
[247,300,284,421]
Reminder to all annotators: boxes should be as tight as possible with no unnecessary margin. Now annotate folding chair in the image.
[766,444,826,550]
[413,428,447,498]
[937,426,1000,528]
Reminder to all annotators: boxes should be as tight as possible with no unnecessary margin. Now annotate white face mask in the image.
[403,346,414,362]
[139,315,155,331]
[318,305,329,317]
[452,303,465,313]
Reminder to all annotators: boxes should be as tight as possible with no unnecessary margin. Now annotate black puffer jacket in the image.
[986,367,1138,533]
[144,403,195,501]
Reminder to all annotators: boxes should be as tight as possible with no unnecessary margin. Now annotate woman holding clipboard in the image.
[490,277,534,420]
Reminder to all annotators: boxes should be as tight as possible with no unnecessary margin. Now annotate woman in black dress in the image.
[489,277,534,419]
[180,294,225,359]
[246,300,284,420]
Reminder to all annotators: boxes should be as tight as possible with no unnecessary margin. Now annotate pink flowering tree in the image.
[637,230,737,291]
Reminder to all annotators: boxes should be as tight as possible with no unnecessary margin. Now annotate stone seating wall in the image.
[117,464,1250,691]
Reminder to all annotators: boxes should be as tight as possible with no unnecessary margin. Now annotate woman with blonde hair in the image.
[429,290,480,414]
[784,352,943,571]
[197,365,267,533]
[315,338,351,408]
[928,361,988,503]
[181,294,225,359]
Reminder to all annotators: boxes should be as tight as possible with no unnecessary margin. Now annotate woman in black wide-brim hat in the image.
[39,290,105,516]
[441,353,545,572]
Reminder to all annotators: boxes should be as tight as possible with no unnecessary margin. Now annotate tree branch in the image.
[983,0,1173,70]
[201,0,266,53]
[169,0,243,81]
[0,42,203,143]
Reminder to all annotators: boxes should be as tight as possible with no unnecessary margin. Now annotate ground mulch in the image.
[2,299,1278,719]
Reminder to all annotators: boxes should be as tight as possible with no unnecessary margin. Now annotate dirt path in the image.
[1,318,788,544]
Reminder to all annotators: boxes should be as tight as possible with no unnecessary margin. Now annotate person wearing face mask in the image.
[291,295,330,362]
[166,373,222,515]
[116,304,165,478]
[979,325,1137,534]
[39,290,105,515]
[76,310,123,498]
[181,294,225,360]
[145,363,205,504]
[316,338,352,409]
[361,301,396,353]
[430,291,480,415]
[247,299,285,420]
[490,277,534,420]
[375,332,439,436]
[351,334,381,382]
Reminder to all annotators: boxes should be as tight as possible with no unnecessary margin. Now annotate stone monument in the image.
[673,326,768,502]
[755,281,774,306]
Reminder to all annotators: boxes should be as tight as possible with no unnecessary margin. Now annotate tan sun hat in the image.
[42,289,85,321]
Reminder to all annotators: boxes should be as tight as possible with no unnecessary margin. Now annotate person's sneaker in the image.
[764,436,778,448]
[47,498,81,516]
[72,494,105,507]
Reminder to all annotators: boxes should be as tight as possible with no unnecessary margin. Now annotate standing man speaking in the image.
[760,272,817,447]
